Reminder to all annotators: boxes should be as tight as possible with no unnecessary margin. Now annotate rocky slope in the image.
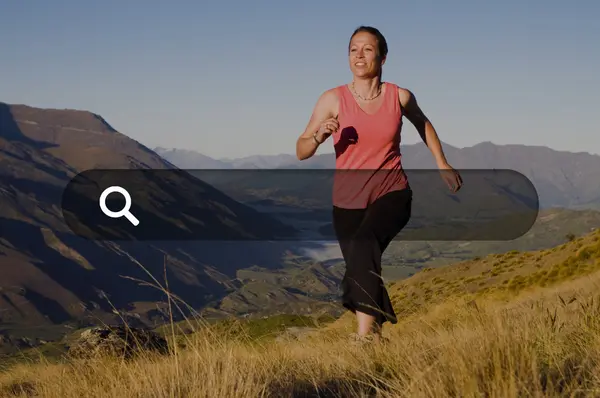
[0,102,297,331]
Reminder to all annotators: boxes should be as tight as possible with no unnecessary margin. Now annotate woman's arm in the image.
[296,89,338,160]
[398,88,450,168]
[398,87,462,192]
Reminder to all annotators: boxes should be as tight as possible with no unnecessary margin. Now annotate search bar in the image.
[61,169,298,241]
[99,186,140,226]
[61,168,539,241]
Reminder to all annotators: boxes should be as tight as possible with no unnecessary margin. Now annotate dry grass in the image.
[2,231,600,397]
[382,229,600,321]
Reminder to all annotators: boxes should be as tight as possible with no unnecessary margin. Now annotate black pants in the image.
[332,188,412,326]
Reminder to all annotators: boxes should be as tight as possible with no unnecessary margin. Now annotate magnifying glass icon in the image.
[99,186,140,226]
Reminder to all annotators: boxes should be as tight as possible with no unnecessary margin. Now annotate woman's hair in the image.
[349,26,388,59]
[349,26,388,80]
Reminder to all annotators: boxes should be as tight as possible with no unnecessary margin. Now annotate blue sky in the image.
[2,1,599,159]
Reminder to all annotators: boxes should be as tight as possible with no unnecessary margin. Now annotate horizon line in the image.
[154,140,600,161]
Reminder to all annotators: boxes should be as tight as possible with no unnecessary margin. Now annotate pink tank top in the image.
[331,82,408,208]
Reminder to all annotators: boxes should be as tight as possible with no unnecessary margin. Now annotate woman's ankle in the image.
[356,326,382,338]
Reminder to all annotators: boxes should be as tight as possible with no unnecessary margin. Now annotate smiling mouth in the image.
[355,62,366,66]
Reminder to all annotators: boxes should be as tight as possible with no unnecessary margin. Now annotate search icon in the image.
[99,186,140,226]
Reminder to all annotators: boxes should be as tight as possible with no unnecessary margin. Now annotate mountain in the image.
[154,148,333,170]
[401,141,600,209]
[0,102,302,333]
[153,148,232,169]
[220,154,299,169]
[156,141,600,209]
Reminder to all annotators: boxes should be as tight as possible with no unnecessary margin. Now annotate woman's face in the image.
[348,31,385,78]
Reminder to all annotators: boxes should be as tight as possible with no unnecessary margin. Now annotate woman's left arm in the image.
[398,87,450,168]
[399,87,462,192]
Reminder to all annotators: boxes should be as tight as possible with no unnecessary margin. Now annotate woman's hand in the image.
[438,162,463,193]
[297,89,338,160]
[314,117,339,143]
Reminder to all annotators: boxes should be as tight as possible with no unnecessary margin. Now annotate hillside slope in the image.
[382,227,600,324]
[0,102,297,330]
[3,224,600,397]
[382,207,600,270]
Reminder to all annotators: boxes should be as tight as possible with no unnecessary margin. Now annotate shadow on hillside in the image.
[92,113,118,133]
[1,217,148,320]
[0,110,339,328]
[2,164,332,325]
[1,211,333,327]
[0,103,59,150]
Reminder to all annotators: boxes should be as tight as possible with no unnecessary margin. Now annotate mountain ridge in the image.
[155,142,600,209]
[156,140,600,166]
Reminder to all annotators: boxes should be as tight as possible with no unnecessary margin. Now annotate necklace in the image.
[351,81,383,101]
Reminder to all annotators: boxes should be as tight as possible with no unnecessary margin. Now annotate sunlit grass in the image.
[2,230,600,397]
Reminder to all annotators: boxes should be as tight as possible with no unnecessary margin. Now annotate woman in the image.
[296,26,462,344]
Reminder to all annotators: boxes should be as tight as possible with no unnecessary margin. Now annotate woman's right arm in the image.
[296,89,338,160]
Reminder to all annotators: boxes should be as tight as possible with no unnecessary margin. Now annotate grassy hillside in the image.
[2,207,594,358]
[380,207,600,277]
[1,230,600,396]
[338,227,600,328]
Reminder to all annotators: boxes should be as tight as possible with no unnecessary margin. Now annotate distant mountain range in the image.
[154,148,308,170]
[155,142,600,209]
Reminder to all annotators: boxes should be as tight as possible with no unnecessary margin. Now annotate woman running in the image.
[296,26,462,343]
